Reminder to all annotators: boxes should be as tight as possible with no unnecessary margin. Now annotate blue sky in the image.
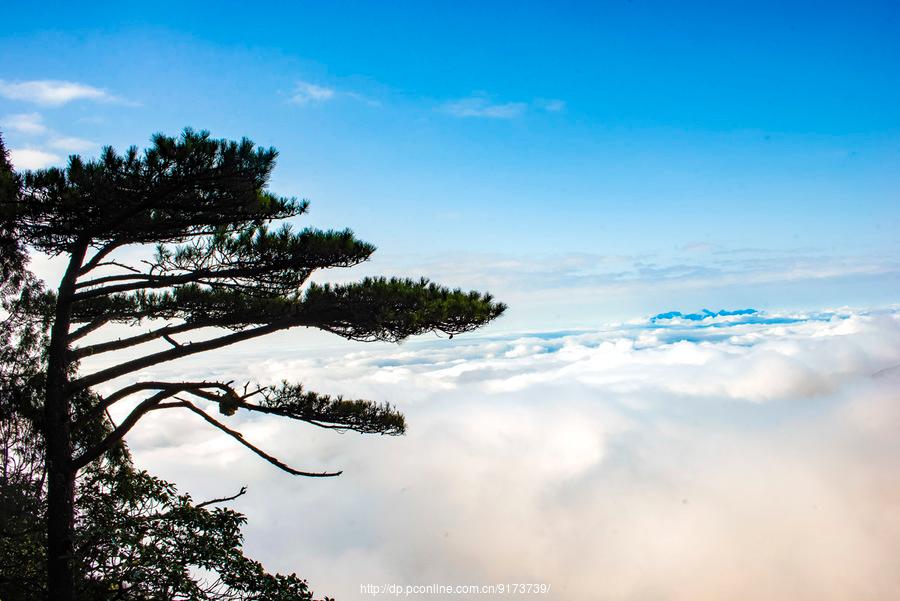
[5,6,900,597]
[2,0,899,327]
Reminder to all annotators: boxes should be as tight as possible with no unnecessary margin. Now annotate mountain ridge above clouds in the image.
[652,308,759,322]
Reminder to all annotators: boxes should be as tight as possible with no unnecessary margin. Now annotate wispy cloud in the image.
[290,80,337,104]
[296,247,900,331]
[0,112,47,134]
[288,80,380,107]
[440,94,566,119]
[47,135,97,152]
[8,148,62,169]
[440,95,528,119]
[0,79,123,106]
[1,111,97,162]
[317,249,899,302]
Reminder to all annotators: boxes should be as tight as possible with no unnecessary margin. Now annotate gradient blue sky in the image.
[5,7,900,597]
[2,0,899,328]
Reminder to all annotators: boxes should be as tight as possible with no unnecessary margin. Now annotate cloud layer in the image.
[104,307,900,600]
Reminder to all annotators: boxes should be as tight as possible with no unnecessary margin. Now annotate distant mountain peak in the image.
[651,308,758,322]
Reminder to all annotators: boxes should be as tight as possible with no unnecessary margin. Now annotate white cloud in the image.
[440,95,528,119]
[288,80,380,107]
[100,306,900,600]
[47,135,97,152]
[1,112,96,162]
[290,80,337,104]
[439,95,566,119]
[8,148,62,169]
[0,79,120,106]
[0,112,47,134]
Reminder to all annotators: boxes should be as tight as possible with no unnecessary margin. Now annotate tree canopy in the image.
[0,129,505,600]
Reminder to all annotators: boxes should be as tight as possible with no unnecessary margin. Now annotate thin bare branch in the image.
[195,486,248,509]
[174,399,342,477]
[91,261,143,274]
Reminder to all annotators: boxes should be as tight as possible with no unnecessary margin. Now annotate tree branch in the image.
[186,387,400,434]
[91,261,143,275]
[68,319,295,392]
[76,380,238,428]
[74,272,154,289]
[68,318,110,343]
[78,241,126,276]
[195,486,248,509]
[72,322,199,360]
[72,265,277,299]
[161,333,182,348]
[175,399,342,477]
[72,389,177,470]
[234,401,368,432]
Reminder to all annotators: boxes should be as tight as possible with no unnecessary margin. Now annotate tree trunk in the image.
[45,445,75,601]
[44,243,86,601]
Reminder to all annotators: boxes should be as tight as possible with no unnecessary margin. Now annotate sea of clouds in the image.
[110,306,900,600]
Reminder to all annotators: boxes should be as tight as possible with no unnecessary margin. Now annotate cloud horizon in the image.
[99,306,900,601]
